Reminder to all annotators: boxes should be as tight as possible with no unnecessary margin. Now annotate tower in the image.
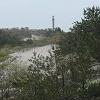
[52,16,55,31]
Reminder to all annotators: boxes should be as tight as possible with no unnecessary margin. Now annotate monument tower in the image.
[52,16,55,31]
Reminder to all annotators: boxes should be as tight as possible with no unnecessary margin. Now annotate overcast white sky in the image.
[0,0,100,31]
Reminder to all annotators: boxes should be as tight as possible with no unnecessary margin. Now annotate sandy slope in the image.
[10,45,52,65]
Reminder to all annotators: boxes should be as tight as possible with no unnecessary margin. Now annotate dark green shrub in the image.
[87,82,100,98]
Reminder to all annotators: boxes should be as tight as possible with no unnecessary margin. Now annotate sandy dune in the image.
[10,45,52,65]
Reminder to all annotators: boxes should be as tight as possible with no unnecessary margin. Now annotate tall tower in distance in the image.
[52,16,55,31]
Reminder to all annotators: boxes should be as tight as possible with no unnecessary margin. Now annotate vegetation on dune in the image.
[0,27,63,53]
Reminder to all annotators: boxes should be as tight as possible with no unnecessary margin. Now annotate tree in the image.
[70,6,100,62]
[59,6,100,99]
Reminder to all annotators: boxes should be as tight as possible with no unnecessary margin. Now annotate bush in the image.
[87,82,100,98]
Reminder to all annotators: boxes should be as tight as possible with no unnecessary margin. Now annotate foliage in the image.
[88,82,100,98]
[70,6,100,62]
[59,6,100,99]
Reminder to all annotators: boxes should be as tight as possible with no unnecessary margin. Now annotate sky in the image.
[0,0,100,31]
